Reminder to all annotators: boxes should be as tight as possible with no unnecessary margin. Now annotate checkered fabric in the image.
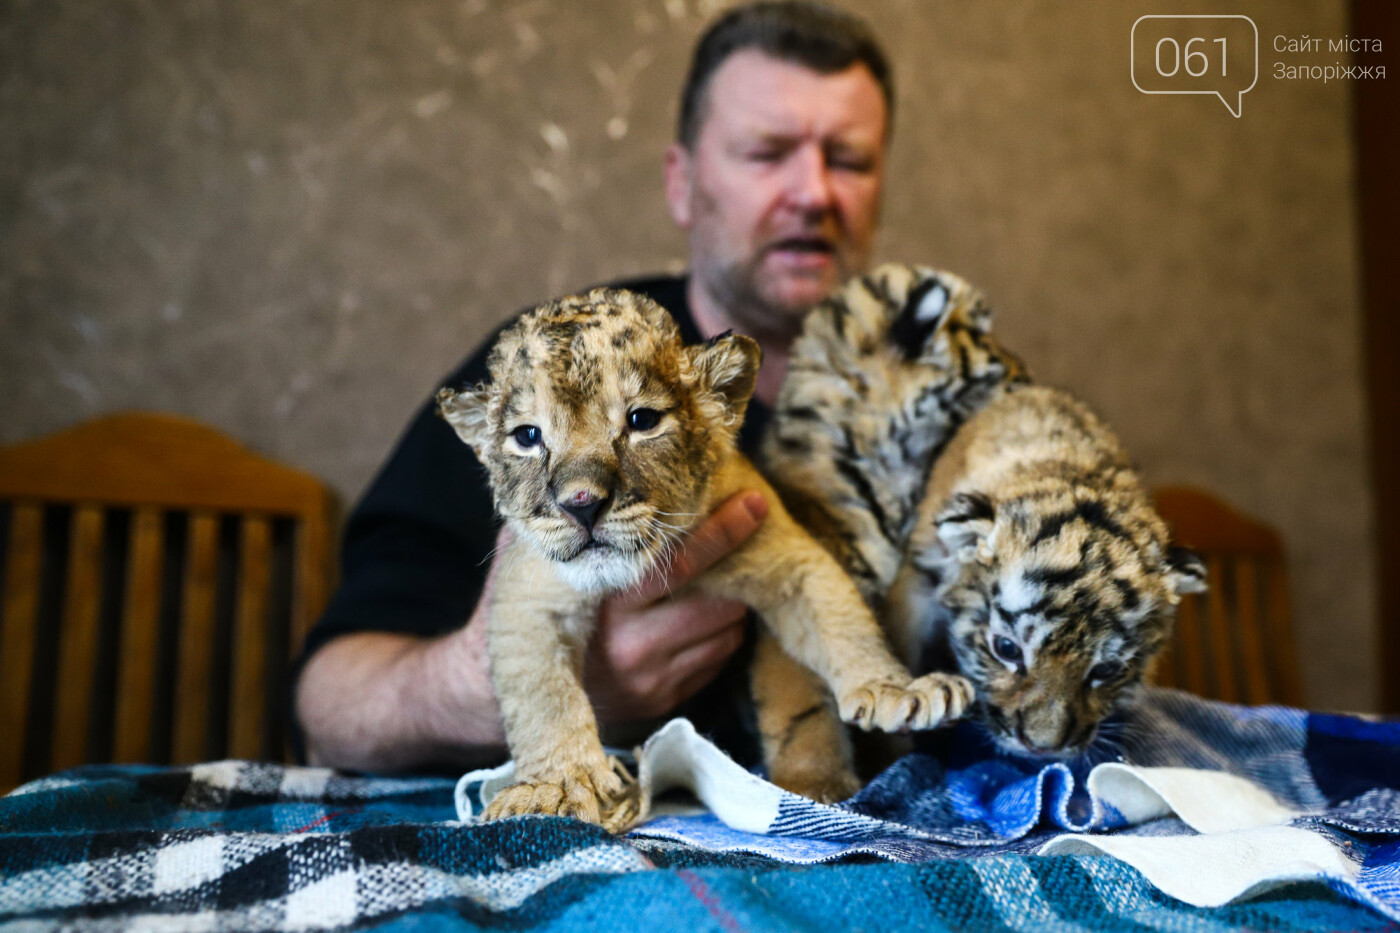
[2,688,1398,932]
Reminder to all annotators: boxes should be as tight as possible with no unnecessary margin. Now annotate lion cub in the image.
[437,288,971,830]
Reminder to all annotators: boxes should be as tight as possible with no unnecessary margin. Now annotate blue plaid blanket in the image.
[2,689,1397,931]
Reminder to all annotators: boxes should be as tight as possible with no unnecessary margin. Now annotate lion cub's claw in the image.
[839,672,974,732]
[481,758,641,833]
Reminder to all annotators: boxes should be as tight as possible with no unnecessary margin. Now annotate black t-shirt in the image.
[294,275,770,765]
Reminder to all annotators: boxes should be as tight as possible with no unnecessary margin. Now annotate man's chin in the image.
[759,253,850,307]
[759,275,843,318]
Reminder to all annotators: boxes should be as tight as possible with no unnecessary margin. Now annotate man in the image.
[295,0,893,772]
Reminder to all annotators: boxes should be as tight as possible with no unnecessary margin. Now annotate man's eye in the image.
[1088,661,1125,685]
[829,156,874,173]
[512,425,541,448]
[746,147,786,163]
[628,408,662,431]
[991,635,1022,665]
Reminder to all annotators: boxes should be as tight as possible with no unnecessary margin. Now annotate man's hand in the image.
[586,490,769,722]
[297,489,769,772]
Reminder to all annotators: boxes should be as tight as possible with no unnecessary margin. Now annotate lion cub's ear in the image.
[436,386,491,452]
[689,333,762,421]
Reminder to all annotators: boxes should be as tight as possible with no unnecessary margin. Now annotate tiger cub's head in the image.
[437,288,760,593]
[932,488,1206,758]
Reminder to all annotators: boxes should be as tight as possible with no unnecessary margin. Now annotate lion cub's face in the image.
[438,289,760,593]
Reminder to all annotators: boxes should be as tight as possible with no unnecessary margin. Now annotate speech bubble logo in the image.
[1132,15,1258,118]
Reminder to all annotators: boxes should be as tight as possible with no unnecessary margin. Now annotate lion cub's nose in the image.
[559,489,607,531]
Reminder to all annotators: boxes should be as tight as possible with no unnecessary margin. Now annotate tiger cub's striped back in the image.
[761,265,1028,604]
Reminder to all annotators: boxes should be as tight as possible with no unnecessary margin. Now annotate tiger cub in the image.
[756,265,1026,792]
[885,385,1207,756]
[761,264,1203,769]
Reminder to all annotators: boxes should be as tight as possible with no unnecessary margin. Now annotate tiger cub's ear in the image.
[436,386,492,452]
[690,333,762,421]
[1165,545,1208,595]
[935,492,996,562]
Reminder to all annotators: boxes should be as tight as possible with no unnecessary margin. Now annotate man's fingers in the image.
[643,595,749,654]
[594,592,747,679]
[660,626,746,709]
[624,490,768,606]
[669,620,746,675]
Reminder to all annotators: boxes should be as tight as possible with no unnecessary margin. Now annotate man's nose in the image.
[784,144,835,212]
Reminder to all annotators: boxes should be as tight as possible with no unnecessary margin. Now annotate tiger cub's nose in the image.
[559,489,607,531]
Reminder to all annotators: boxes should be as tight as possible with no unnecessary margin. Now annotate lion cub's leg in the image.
[705,491,974,735]
[483,548,640,832]
[751,630,860,803]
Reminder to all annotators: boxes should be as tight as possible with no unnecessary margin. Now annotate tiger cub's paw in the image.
[772,765,862,805]
[839,672,973,732]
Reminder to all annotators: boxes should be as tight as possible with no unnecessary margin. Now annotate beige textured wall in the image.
[0,1,1376,709]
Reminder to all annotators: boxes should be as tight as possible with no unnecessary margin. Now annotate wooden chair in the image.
[0,413,336,791]
[1150,485,1305,707]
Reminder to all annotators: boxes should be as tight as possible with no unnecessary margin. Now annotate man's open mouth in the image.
[769,236,834,254]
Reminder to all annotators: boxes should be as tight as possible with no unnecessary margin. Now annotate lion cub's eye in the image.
[628,408,662,431]
[991,635,1023,665]
[512,425,542,448]
[1087,660,1125,686]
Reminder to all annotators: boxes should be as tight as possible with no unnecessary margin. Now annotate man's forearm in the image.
[295,623,506,773]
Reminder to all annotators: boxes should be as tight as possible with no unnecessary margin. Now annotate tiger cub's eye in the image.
[1087,660,1125,685]
[991,635,1022,665]
[628,408,662,431]
[512,425,542,448]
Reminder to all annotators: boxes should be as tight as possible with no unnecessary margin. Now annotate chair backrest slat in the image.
[113,507,164,763]
[50,505,106,772]
[1266,563,1305,706]
[293,519,330,653]
[1,414,337,791]
[1,503,44,789]
[1153,485,1302,707]
[172,512,220,765]
[1233,557,1271,705]
[1174,593,1208,695]
[1204,556,1238,702]
[229,516,272,761]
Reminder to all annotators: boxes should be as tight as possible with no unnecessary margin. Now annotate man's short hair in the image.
[676,1,894,149]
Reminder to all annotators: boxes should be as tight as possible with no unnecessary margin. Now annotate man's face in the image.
[665,50,889,335]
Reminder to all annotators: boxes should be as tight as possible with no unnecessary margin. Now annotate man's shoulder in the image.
[593,274,688,311]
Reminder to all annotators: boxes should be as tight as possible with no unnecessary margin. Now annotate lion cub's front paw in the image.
[839,672,974,732]
[903,672,974,728]
[482,759,641,833]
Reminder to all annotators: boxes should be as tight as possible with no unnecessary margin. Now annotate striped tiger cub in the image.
[885,385,1207,757]
[760,264,1204,772]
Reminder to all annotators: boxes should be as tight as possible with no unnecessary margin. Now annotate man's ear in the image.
[436,386,491,452]
[1165,545,1208,595]
[935,492,996,562]
[664,143,694,229]
[690,334,761,422]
